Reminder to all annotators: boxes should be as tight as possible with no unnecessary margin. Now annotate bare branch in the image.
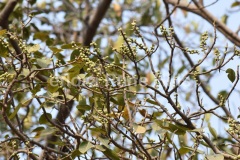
[164,0,240,47]
[82,0,112,46]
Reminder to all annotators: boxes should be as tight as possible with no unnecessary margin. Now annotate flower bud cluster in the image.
[191,70,199,83]
[0,37,9,48]
[234,48,240,56]
[185,47,199,54]
[200,32,208,51]
[227,118,240,137]
[159,25,168,36]
[72,42,102,77]
[0,72,15,82]
[18,40,31,58]
[193,134,203,152]
[214,48,220,62]
[218,94,226,106]
[131,20,142,38]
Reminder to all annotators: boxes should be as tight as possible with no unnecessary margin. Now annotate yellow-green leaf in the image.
[179,146,204,155]
[113,36,124,51]
[49,47,63,53]
[36,57,52,68]
[0,29,7,36]
[9,99,32,119]
[78,141,94,153]
[208,123,218,138]
[134,125,146,134]
[103,148,120,160]
[27,44,40,52]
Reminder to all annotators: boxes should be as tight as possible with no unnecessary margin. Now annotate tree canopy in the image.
[0,0,240,159]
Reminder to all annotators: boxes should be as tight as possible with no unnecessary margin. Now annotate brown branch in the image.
[82,0,112,46]
[44,0,113,156]
[164,0,240,47]
[0,0,18,27]
[0,0,22,57]
[158,1,233,119]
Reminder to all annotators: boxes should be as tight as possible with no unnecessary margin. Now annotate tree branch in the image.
[44,0,112,157]
[0,0,18,27]
[164,0,240,47]
[82,0,112,46]
[0,0,22,57]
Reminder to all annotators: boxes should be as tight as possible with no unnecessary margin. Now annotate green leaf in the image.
[47,77,59,93]
[152,121,162,131]
[48,139,66,146]
[61,43,74,49]
[44,101,56,108]
[179,147,190,155]
[141,8,151,25]
[39,113,52,124]
[33,32,49,41]
[89,127,106,136]
[32,126,45,132]
[51,92,59,98]
[66,94,74,100]
[113,36,124,51]
[0,29,7,36]
[9,104,21,120]
[103,148,120,160]
[21,68,30,77]
[185,92,191,101]
[110,97,120,105]
[71,149,81,159]
[154,119,187,135]
[226,68,235,83]
[231,2,240,8]
[177,66,186,75]
[221,14,228,24]
[77,105,91,111]
[68,64,84,80]
[205,113,211,122]
[217,90,228,100]
[62,43,81,49]
[116,95,125,106]
[208,123,218,138]
[95,145,106,152]
[158,57,169,68]
[179,146,204,155]
[205,154,224,160]
[78,141,94,153]
[46,38,53,47]
[0,43,8,57]
[114,53,120,64]
[146,99,158,105]
[36,57,52,68]
[70,50,80,61]
[49,47,63,54]
[9,99,32,119]
[99,137,110,148]
[34,127,56,138]
[27,44,40,52]
[133,124,146,134]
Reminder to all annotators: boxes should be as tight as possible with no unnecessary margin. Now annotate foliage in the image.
[0,0,240,160]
